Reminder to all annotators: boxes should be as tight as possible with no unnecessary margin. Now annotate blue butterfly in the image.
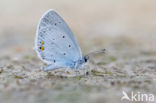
[35,9,105,71]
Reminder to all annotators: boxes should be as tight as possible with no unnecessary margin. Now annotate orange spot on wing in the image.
[40,46,44,51]
[41,41,44,45]
[40,41,45,51]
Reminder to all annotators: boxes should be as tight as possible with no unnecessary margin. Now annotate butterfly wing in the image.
[35,9,82,67]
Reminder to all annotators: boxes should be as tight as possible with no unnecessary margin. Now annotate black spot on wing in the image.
[43,30,46,33]
[69,45,71,47]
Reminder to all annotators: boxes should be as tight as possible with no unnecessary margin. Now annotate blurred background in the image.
[0,0,156,55]
[0,0,156,103]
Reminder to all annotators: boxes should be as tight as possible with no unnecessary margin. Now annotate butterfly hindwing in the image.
[35,10,82,66]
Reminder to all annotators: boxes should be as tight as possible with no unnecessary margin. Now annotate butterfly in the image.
[35,9,105,71]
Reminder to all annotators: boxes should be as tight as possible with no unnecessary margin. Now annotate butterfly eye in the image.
[62,36,65,38]
[54,60,56,63]
[84,58,87,62]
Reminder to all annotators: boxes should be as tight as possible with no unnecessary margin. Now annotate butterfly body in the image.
[44,56,89,71]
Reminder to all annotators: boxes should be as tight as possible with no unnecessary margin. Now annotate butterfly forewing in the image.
[35,10,82,65]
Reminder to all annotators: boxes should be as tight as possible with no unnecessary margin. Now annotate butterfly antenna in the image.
[86,48,106,57]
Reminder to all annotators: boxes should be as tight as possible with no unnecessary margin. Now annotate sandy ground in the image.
[0,0,156,103]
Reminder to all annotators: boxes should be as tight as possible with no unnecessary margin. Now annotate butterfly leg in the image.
[84,68,87,76]
[82,64,88,76]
